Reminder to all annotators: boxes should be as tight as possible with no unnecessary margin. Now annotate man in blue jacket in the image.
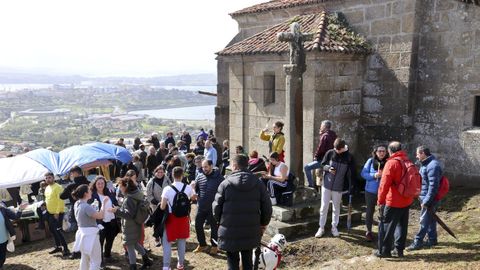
[192,160,224,255]
[406,146,442,251]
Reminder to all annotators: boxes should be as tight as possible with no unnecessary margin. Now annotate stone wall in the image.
[226,55,288,157]
[414,0,480,186]
[225,53,365,164]
[303,53,366,163]
[230,0,420,166]
[220,0,480,185]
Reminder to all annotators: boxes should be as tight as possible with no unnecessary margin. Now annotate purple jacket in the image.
[315,130,337,161]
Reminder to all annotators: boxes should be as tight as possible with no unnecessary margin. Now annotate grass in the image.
[4,188,480,269]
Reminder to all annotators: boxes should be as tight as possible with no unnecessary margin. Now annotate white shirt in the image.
[98,194,115,222]
[161,181,194,213]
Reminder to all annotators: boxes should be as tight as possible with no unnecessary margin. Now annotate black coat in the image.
[212,170,272,252]
[60,176,90,204]
[164,137,175,148]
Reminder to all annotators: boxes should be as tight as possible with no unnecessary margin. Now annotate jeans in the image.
[414,202,438,245]
[100,220,119,258]
[379,205,409,254]
[304,160,321,187]
[162,229,186,269]
[46,212,69,250]
[319,186,343,229]
[365,191,378,232]
[195,209,218,247]
[126,243,146,265]
[0,241,6,268]
[226,250,253,270]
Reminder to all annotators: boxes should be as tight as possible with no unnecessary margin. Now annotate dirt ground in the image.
[4,187,480,270]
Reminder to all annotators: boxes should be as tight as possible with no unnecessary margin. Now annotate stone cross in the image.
[277,22,313,73]
[277,23,313,187]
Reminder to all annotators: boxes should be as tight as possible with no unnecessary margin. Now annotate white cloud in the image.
[0,0,264,76]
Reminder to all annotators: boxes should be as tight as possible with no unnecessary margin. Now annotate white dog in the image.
[253,234,287,270]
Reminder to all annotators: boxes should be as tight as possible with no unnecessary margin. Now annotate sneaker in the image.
[365,231,374,242]
[373,249,392,258]
[270,197,277,206]
[155,238,162,247]
[406,242,423,251]
[48,247,62,254]
[69,251,80,259]
[176,263,185,270]
[315,228,325,238]
[331,227,340,237]
[193,245,208,253]
[209,246,218,255]
[63,249,72,257]
[391,248,404,258]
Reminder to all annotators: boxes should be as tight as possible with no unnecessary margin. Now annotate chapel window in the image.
[264,73,275,105]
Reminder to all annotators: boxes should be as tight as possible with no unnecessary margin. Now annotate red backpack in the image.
[393,158,422,198]
[434,176,450,201]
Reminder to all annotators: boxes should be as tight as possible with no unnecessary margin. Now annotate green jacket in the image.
[116,188,144,245]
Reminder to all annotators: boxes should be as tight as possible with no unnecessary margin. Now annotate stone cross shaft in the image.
[277,23,312,187]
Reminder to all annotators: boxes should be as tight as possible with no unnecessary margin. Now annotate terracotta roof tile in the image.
[218,12,372,56]
[231,0,478,17]
[231,0,338,16]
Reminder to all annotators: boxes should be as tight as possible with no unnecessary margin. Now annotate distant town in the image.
[0,73,216,154]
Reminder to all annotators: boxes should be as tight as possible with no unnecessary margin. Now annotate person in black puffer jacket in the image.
[60,167,90,224]
[192,160,224,255]
[213,155,272,270]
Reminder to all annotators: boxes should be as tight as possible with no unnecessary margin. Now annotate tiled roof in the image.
[231,0,478,16]
[230,0,338,16]
[218,12,372,56]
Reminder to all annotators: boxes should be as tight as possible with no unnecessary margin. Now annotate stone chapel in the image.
[215,0,480,187]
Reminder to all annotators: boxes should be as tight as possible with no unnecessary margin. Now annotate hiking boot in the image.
[193,245,208,253]
[365,231,374,242]
[392,248,404,258]
[270,197,277,206]
[48,247,62,254]
[425,239,438,247]
[315,228,325,238]
[209,246,218,255]
[406,242,423,251]
[331,227,340,237]
[140,254,152,269]
[373,249,391,258]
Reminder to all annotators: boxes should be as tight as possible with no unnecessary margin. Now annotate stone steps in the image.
[266,209,362,238]
[271,201,322,222]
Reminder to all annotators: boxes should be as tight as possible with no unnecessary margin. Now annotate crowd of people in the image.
[0,122,449,269]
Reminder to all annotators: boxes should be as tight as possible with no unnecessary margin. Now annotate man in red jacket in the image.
[375,141,414,258]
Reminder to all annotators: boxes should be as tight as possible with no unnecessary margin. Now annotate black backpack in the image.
[170,184,191,217]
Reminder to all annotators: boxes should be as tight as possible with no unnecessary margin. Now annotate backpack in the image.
[133,198,151,225]
[393,158,422,198]
[434,176,450,201]
[170,184,191,217]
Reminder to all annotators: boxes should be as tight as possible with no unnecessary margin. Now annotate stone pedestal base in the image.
[266,187,362,238]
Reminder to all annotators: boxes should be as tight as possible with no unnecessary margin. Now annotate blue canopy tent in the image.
[0,142,132,188]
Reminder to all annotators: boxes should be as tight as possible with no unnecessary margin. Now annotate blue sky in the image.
[0,0,264,76]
